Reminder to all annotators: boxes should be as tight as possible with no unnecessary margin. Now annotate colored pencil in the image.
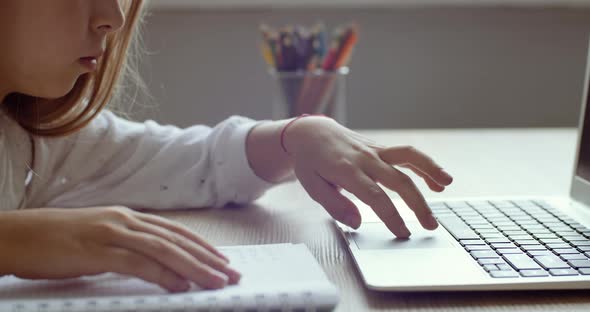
[259,22,359,117]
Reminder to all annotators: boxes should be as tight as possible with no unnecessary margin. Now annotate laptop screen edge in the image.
[570,37,590,207]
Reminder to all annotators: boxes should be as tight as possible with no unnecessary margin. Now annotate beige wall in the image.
[131,7,590,129]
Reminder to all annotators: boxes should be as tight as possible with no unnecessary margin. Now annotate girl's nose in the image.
[90,0,125,35]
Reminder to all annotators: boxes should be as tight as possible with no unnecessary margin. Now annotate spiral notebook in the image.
[0,243,339,311]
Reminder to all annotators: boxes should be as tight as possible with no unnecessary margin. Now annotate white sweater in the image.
[0,109,274,211]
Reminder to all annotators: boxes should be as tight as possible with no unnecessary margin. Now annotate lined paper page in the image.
[0,243,339,311]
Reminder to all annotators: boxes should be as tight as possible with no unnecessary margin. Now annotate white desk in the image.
[155,128,589,311]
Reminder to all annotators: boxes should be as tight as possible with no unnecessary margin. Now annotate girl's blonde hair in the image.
[1,0,145,137]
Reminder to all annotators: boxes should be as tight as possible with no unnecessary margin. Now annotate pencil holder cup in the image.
[269,67,349,125]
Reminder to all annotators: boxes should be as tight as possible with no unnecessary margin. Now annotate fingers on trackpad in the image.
[351,222,456,250]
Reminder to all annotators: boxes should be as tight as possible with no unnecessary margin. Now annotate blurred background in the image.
[130,0,590,129]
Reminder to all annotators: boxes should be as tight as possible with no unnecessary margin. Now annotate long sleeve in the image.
[24,110,275,210]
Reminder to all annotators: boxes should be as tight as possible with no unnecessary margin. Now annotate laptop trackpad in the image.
[351,221,455,250]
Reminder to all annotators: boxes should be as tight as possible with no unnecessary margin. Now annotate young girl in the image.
[0,0,453,293]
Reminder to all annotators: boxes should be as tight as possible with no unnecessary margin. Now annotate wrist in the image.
[245,120,295,183]
[280,114,327,156]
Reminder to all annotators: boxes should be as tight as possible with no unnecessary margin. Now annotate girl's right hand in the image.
[0,206,240,292]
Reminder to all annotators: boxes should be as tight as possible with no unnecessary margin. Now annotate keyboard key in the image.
[534,255,570,269]
[527,251,553,257]
[478,258,505,265]
[458,214,481,220]
[489,271,519,278]
[503,230,528,236]
[552,248,579,255]
[567,260,590,268]
[483,264,499,272]
[496,263,513,271]
[560,235,586,241]
[561,254,588,261]
[578,246,590,252]
[480,233,506,240]
[497,226,522,232]
[549,269,579,276]
[528,228,552,235]
[515,220,540,226]
[510,216,534,221]
[460,239,486,246]
[491,243,518,249]
[520,270,549,277]
[579,268,590,275]
[539,220,562,225]
[473,226,497,231]
[539,238,566,245]
[490,271,520,278]
[465,245,492,252]
[510,235,535,241]
[471,251,500,259]
[497,248,523,255]
[561,218,578,224]
[521,245,548,252]
[551,227,574,233]
[546,243,572,250]
[513,239,538,246]
[466,220,492,226]
[533,233,559,239]
[503,254,542,270]
[486,238,512,244]
[571,241,590,246]
[573,226,590,232]
[494,221,518,227]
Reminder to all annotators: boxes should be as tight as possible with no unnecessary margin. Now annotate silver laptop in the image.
[334,45,590,292]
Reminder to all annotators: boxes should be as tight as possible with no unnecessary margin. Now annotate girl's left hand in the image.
[282,116,454,239]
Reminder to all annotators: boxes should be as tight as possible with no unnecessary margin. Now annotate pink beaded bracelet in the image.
[280,114,326,154]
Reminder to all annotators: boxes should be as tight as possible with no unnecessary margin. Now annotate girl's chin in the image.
[42,76,85,99]
[21,72,87,100]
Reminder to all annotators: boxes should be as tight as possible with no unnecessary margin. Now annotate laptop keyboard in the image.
[428,200,590,278]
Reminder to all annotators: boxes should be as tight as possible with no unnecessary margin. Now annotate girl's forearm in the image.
[245,120,295,184]
[0,212,17,276]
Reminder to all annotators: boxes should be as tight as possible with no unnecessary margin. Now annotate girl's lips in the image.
[79,57,98,71]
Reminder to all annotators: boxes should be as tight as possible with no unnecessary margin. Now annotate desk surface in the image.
[155,128,590,311]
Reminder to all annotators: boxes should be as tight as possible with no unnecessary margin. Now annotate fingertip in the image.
[397,224,411,238]
[346,214,361,229]
[440,169,454,185]
[427,213,439,228]
[430,184,445,193]
[168,279,190,293]
[206,271,229,289]
[426,217,439,230]
[417,217,437,231]
[219,254,230,264]
[224,266,242,284]
[395,232,411,239]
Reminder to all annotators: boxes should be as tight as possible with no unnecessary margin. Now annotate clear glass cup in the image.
[269,67,349,125]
